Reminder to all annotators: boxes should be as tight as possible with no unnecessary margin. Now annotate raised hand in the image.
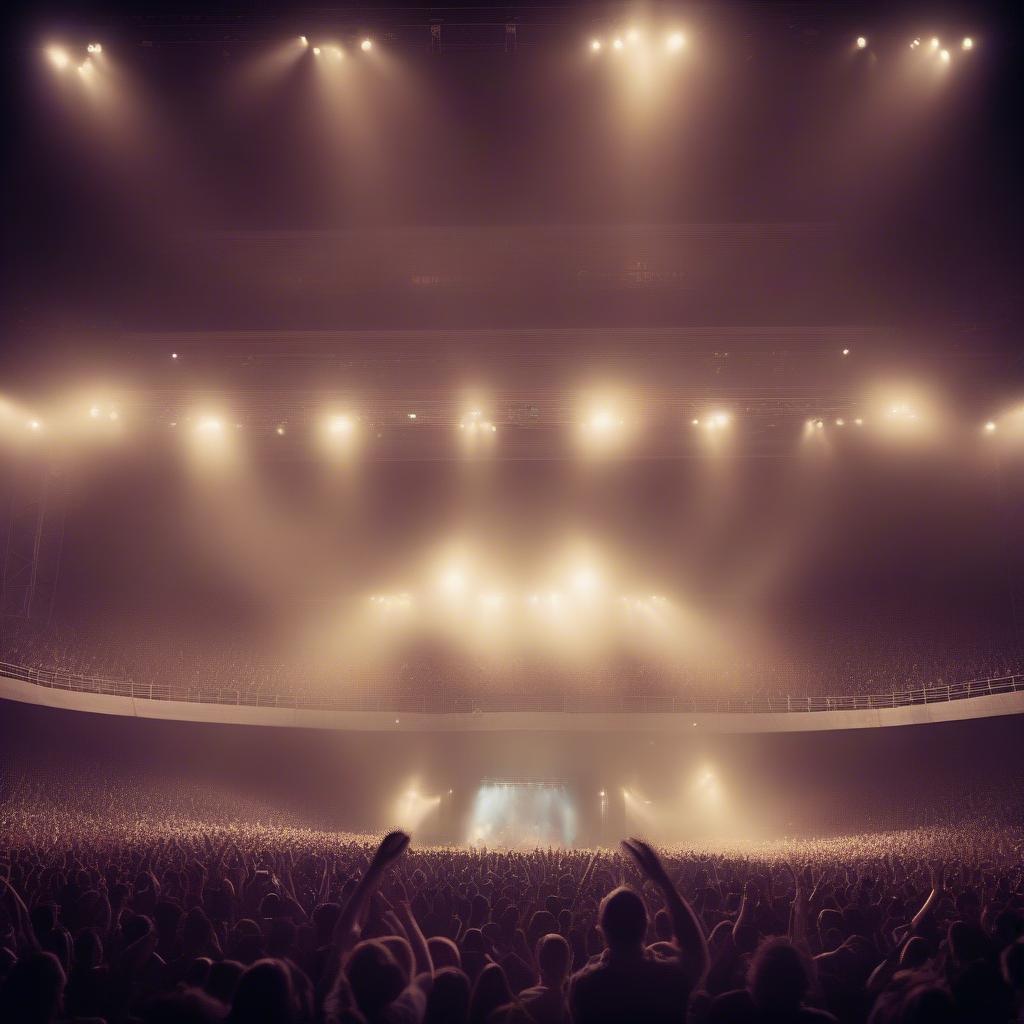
[620,837,670,888]
[371,831,410,875]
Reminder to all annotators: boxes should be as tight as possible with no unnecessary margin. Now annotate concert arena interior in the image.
[1,3,1023,1023]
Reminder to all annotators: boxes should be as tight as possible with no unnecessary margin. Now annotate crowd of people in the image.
[2,778,1024,1024]
[3,622,1023,707]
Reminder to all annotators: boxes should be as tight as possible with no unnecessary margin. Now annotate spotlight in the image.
[940,49,951,63]
[910,38,921,49]
[842,348,850,356]
[327,414,355,435]
[86,43,102,54]
[89,406,101,419]
[361,38,373,52]
[835,418,845,427]
[275,425,286,436]
[856,36,867,49]
[626,28,640,43]
[312,46,321,56]
[854,418,864,426]
[961,37,973,50]
[46,46,70,70]
[299,35,308,46]
[984,421,997,433]
[666,32,685,52]
[590,39,602,52]
[196,417,223,435]
[930,37,940,50]
[77,61,92,74]
[584,410,623,435]
[171,352,179,360]
[27,419,42,432]
[612,38,624,51]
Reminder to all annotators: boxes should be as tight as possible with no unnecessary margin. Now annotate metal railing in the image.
[2,660,1023,715]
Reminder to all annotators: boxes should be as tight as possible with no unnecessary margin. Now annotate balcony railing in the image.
[2,660,1023,715]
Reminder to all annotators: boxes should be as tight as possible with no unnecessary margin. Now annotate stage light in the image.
[666,32,685,52]
[299,36,308,46]
[571,566,601,594]
[46,46,70,70]
[962,37,973,50]
[835,418,845,427]
[599,790,606,797]
[90,406,101,419]
[27,419,42,432]
[438,567,467,597]
[86,43,102,54]
[196,417,224,435]
[694,411,731,432]
[590,39,602,52]
[856,36,867,49]
[328,416,352,435]
[109,410,119,422]
[930,37,940,50]
[330,46,344,60]
[275,425,286,436]
[886,402,919,423]
[854,418,864,426]
[612,38,624,51]
[626,28,640,43]
[940,49,951,63]
[407,412,417,420]
[910,39,921,49]
[171,353,179,360]
[984,421,997,433]
[842,348,850,356]
[361,38,373,52]
[312,46,321,56]
[77,60,93,75]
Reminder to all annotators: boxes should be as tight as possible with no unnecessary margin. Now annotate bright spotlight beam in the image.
[46,46,70,70]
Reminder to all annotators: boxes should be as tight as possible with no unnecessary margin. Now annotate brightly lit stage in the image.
[467,779,577,848]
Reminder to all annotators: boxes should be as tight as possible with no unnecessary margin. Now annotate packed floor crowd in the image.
[3,622,1023,705]
[2,775,1024,1024]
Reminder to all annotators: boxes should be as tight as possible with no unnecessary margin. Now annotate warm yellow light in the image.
[984,421,997,433]
[312,46,321,56]
[854,418,864,426]
[590,39,602,52]
[27,419,42,432]
[835,418,845,427]
[910,38,921,49]
[196,417,224,435]
[626,28,640,43]
[299,35,308,46]
[930,37,940,49]
[856,36,867,49]
[939,49,951,63]
[275,425,286,436]
[171,352,179,360]
[328,414,355,435]
[86,43,102,54]
[586,410,621,434]
[46,46,70,70]
[361,38,373,52]
[961,37,973,50]
[89,406,101,419]
[612,38,624,51]
[842,348,850,355]
[666,32,685,52]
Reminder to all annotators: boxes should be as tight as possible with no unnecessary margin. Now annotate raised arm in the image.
[621,838,709,984]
